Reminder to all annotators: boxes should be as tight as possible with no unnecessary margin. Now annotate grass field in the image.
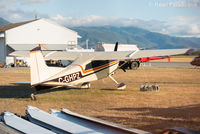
[150,55,195,62]
[0,66,199,133]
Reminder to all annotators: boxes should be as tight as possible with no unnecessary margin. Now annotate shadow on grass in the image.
[100,88,120,91]
[109,104,200,119]
[99,104,200,133]
[0,85,74,98]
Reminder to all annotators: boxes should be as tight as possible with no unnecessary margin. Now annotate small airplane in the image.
[11,43,189,90]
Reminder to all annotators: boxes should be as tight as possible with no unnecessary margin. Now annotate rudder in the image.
[30,46,49,86]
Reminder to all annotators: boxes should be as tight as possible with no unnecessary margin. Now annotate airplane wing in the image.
[129,49,189,59]
[10,51,53,59]
[10,49,189,61]
[10,51,132,60]
[44,51,133,60]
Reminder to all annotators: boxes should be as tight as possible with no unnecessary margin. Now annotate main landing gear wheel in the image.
[81,82,91,89]
[109,74,126,90]
[117,82,126,90]
[130,61,140,70]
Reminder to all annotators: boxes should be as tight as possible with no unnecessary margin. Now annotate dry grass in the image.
[0,67,199,133]
[150,55,195,62]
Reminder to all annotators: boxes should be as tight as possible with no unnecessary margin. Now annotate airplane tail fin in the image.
[30,46,49,86]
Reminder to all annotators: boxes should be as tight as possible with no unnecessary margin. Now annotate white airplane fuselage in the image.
[41,60,119,87]
[31,49,119,88]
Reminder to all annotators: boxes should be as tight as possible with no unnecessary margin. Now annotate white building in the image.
[0,18,81,65]
[95,42,138,51]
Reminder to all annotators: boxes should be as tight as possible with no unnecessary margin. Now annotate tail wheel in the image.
[117,82,126,90]
[129,61,140,70]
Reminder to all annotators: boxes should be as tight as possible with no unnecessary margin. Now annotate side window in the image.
[85,62,92,70]
[85,60,114,70]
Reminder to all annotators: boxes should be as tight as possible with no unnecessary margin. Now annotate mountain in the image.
[0,17,10,25]
[0,17,199,49]
[71,26,200,49]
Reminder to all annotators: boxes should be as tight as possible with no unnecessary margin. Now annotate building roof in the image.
[0,20,37,32]
[0,19,81,38]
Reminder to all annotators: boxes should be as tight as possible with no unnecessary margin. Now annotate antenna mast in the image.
[35,14,38,20]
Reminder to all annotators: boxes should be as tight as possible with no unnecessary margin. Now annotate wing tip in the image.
[184,48,195,55]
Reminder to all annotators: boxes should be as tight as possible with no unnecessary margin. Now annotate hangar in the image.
[0,18,81,66]
[95,42,138,51]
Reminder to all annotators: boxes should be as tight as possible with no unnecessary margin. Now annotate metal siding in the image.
[3,112,56,134]
[0,38,6,65]
[61,108,151,134]
[27,106,102,134]
[51,109,144,134]
[1,106,152,134]
[5,19,79,50]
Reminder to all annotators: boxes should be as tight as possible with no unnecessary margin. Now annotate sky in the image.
[0,0,200,37]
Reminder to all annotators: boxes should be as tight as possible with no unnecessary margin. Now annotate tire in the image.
[129,61,140,70]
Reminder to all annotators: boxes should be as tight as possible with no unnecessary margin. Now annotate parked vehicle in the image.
[16,59,27,67]
[191,55,200,66]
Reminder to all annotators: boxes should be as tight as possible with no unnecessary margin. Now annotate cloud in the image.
[0,0,199,38]
[51,14,117,27]
[144,17,200,37]
[4,0,52,5]
[165,16,200,37]
[9,13,21,20]
[19,0,52,5]
[51,14,166,29]
[170,16,198,25]
[0,0,49,22]
[51,14,200,37]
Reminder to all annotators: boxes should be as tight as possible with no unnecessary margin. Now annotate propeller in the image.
[114,42,118,51]
[114,42,127,72]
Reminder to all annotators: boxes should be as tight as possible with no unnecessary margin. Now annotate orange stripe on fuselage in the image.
[74,60,119,74]
[30,50,41,54]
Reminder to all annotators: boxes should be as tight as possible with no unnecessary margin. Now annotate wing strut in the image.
[109,74,126,90]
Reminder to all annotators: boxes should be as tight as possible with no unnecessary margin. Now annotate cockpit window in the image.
[46,60,72,67]
[85,60,115,70]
